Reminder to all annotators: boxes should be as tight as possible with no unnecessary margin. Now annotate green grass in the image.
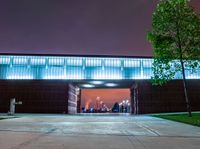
[153,113,200,127]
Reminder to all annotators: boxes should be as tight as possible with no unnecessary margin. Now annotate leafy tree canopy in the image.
[148,0,200,85]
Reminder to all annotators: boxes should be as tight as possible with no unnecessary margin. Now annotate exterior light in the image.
[90,81,104,85]
[7,75,34,80]
[105,83,117,87]
[82,84,95,88]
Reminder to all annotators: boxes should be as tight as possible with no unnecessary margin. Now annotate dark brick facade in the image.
[0,80,68,113]
[131,80,200,114]
[0,80,199,114]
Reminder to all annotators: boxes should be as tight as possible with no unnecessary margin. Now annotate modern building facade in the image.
[0,54,200,80]
[0,53,200,114]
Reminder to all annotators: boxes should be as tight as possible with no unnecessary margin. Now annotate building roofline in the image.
[0,53,153,59]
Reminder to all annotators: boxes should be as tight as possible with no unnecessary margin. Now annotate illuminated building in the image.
[0,53,199,114]
[0,54,199,80]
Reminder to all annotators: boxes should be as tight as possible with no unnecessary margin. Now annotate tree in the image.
[147,0,200,117]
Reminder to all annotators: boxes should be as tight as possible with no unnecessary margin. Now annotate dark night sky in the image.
[0,0,199,56]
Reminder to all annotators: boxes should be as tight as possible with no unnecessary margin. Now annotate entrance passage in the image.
[80,89,131,113]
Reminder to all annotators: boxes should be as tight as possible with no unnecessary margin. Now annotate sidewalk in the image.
[0,114,200,149]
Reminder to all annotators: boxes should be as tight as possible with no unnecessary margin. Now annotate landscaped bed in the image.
[153,113,200,127]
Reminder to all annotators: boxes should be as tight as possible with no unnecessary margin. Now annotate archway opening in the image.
[80,89,131,113]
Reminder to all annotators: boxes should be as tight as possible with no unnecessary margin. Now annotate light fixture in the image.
[82,84,95,88]
[90,81,104,85]
[7,75,34,80]
[105,83,117,87]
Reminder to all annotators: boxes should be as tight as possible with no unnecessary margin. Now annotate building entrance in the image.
[67,80,136,114]
[80,89,131,113]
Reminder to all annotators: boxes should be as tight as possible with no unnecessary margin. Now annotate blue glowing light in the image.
[30,57,46,65]
[0,55,199,80]
[0,57,11,64]
[105,83,118,87]
[82,84,95,88]
[43,75,67,80]
[7,75,34,80]
[90,81,104,85]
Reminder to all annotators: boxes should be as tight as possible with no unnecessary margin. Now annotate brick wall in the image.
[0,80,68,113]
[131,80,200,114]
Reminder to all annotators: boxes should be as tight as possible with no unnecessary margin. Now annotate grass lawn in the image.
[153,113,200,127]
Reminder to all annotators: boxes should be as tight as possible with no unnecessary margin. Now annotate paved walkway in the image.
[0,114,200,149]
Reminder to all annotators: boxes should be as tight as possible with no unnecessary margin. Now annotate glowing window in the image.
[104,59,121,67]
[67,58,82,66]
[7,75,34,80]
[0,57,11,64]
[13,57,28,65]
[67,73,84,79]
[85,58,102,66]
[43,75,66,79]
[143,59,153,68]
[91,68,122,80]
[186,74,200,79]
[124,60,140,67]
[30,57,46,65]
[48,58,65,65]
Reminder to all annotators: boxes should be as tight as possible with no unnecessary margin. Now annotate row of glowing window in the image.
[3,71,152,80]
[0,56,152,67]
[0,65,152,80]
[2,66,200,80]
[4,72,200,80]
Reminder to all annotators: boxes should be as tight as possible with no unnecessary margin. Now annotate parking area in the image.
[0,114,200,149]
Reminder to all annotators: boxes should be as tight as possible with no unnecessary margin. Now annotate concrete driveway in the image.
[0,114,200,149]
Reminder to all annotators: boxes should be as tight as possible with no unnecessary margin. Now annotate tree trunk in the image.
[180,60,192,117]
